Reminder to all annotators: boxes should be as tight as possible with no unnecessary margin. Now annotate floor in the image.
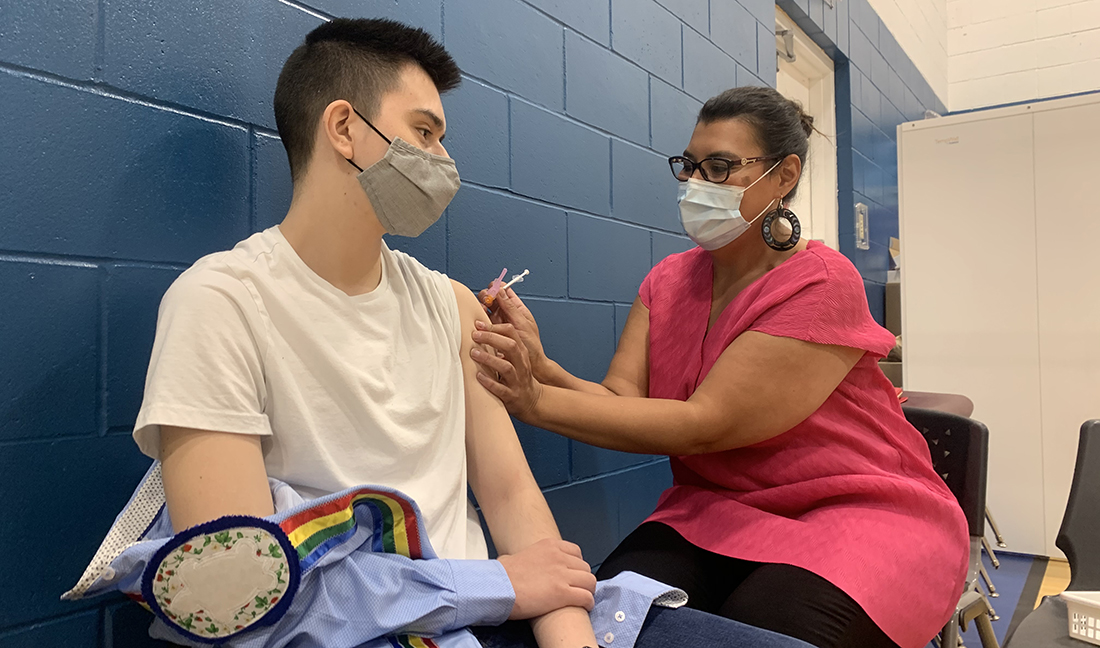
[1035,558,1071,605]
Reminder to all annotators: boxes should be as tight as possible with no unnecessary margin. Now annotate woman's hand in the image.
[478,288,551,382]
[470,317,545,421]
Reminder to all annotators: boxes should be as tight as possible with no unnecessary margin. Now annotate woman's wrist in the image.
[532,356,565,386]
[519,380,547,426]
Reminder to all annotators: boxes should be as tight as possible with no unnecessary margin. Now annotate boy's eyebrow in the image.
[413,108,445,130]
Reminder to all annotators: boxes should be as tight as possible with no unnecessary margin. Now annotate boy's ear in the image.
[321,99,358,162]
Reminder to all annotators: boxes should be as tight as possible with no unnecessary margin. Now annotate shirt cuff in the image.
[448,559,516,628]
[592,571,688,648]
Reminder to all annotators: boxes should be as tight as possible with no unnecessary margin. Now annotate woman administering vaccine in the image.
[470,86,968,648]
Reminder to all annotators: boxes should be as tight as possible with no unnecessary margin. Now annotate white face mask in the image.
[677,159,782,251]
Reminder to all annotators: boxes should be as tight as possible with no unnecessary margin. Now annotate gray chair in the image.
[899,394,1007,590]
[986,507,1007,549]
[981,509,1004,599]
[903,407,1000,648]
[1004,420,1100,647]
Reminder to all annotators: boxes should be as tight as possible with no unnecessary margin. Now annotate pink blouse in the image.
[640,242,968,648]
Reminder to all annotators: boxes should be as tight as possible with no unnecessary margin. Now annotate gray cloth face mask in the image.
[347,108,461,238]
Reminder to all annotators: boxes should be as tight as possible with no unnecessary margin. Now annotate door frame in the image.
[775,8,839,249]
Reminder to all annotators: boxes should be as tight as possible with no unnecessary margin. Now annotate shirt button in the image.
[103,567,116,581]
[604,632,615,644]
[614,611,625,622]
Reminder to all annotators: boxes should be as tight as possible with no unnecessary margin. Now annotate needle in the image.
[501,269,530,291]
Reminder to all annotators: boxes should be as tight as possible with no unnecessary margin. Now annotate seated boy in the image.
[124,16,599,648]
[64,17,814,648]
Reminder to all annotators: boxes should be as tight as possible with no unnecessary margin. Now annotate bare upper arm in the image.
[160,426,274,532]
[448,280,542,512]
[601,296,650,398]
[687,331,865,451]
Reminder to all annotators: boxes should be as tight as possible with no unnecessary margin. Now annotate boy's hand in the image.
[496,538,597,620]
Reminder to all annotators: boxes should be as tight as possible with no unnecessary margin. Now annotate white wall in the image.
[857,0,1100,114]
[948,0,1100,111]
[869,0,950,107]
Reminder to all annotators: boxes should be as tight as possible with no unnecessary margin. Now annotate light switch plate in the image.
[855,203,870,250]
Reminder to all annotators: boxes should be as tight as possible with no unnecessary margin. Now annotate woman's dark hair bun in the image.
[697,86,813,200]
[798,107,815,138]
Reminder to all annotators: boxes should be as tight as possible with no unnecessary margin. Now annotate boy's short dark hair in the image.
[274,18,461,182]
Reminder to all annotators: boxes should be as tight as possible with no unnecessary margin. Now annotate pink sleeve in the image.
[749,254,895,357]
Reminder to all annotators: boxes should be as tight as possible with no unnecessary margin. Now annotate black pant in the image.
[595,523,900,648]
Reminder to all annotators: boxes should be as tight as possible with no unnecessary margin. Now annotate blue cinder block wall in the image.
[0,0,940,644]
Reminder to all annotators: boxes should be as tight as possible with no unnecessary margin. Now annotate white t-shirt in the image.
[134,226,487,560]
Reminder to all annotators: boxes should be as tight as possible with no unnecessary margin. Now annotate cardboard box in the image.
[879,361,902,388]
[886,281,901,337]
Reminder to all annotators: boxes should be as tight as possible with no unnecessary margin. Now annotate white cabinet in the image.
[1033,101,1100,555]
[898,94,1100,557]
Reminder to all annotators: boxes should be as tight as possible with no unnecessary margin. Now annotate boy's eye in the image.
[419,128,432,138]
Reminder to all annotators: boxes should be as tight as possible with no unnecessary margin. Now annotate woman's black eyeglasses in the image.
[668,155,781,184]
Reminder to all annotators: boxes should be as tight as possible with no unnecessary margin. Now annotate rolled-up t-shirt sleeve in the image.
[133,267,271,460]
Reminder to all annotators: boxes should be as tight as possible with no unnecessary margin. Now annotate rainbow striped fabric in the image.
[279,487,429,571]
[277,487,440,648]
[386,635,442,648]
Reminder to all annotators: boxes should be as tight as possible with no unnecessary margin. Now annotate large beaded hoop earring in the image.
[761,198,801,251]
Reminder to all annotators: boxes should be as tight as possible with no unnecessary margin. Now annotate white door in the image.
[775,9,839,249]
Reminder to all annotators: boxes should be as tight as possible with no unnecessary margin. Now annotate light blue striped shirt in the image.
[70,470,685,648]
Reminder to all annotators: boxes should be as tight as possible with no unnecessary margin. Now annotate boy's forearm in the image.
[482,487,597,648]
[532,606,598,648]
[503,498,599,648]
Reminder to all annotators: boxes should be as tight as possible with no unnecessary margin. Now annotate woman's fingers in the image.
[473,324,523,357]
[497,289,524,322]
[470,347,517,382]
[504,289,537,326]
[498,291,546,368]
[476,371,510,398]
[471,319,544,419]
[497,289,535,329]
[473,332,519,360]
